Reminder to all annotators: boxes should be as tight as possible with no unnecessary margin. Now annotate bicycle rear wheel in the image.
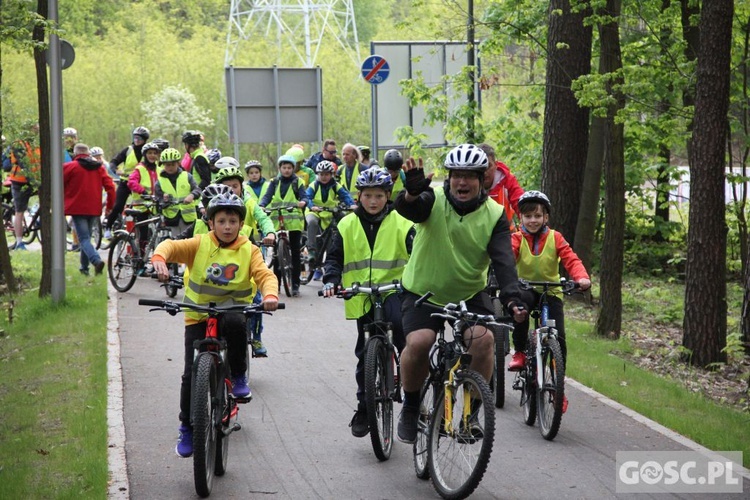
[276,238,293,297]
[537,335,565,441]
[91,217,102,250]
[21,211,36,245]
[107,236,139,292]
[364,336,393,461]
[413,379,437,480]
[428,369,495,500]
[192,353,218,498]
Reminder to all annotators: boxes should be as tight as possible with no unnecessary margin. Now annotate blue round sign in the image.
[361,55,390,85]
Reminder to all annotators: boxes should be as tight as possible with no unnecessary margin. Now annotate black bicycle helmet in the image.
[355,167,393,190]
[152,138,170,151]
[518,190,552,214]
[206,192,246,221]
[132,126,150,141]
[383,149,403,171]
[181,130,202,146]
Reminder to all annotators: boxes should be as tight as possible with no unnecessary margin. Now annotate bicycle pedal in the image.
[231,395,253,404]
[251,352,268,358]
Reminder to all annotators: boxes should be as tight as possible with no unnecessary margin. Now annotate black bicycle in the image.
[319,281,402,461]
[485,269,513,409]
[262,206,297,297]
[412,293,499,500]
[107,197,178,292]
[512,278,578,441]
[301,205,352,284]
[3,200,41,246]
[138,298,284,498]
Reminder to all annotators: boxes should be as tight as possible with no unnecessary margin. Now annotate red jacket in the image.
[511,227,589,281]
[63,154,116,216]
[488,160,524,230]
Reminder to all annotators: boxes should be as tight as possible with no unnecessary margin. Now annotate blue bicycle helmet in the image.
[355,167,393,190]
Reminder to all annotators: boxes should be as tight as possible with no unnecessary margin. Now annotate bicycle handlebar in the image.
[414,291,500,325]
[518,279,579,294]
[317,281,402,298]
[138,299,286,314]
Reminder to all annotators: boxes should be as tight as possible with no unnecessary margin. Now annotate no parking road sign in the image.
[361,55,389,85]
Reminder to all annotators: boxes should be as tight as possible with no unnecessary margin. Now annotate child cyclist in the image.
[154,147,201,237]
[244,160,269,203]
[258,154,309,297]
[152,192,279,458]
[321,168,414,437]
[305,160,357,281]
[507,190,591,412]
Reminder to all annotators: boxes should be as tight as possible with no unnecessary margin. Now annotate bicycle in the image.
[107,196,178,292]
[485,269,513,409]
[412,292,499,500]
[262,206,297,297]
[318,281,402,461]
[511,278,578,441]
[138,297,285,498]
[300,205,352,284]
[3,199,41,246]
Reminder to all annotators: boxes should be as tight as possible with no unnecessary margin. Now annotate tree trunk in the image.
[680,0,700,167]
[0,25,18,293]
[541,0,592,246]
[594,0,625,339]
[574,113,605,273]
[34,0,51,297]
[682,0,732,367]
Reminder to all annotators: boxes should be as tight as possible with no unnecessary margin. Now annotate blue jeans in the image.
[71,215,102,272]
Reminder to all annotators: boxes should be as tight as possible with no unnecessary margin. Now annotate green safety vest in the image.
[183,234,256,322]
[245,180,270,204]
[266,178,305,231]
[130,164,155,212]
[309,180,344,230]
[402,187,504,306]
[517,229,561,296]
[158,171,197,222]
[338,162,364,201]
[389,174,405,202]
[339,212,412,319]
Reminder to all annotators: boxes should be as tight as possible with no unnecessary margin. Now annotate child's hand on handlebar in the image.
[261,233,276,246]
[577,278,591,291]
[322,282,337,298]
[262,296,279,311]
[152,260,170,282]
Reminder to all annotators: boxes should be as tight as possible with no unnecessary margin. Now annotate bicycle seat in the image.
[124,209,142,217]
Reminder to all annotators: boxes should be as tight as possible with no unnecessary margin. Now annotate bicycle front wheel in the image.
[214,376,231,476]
[276,238,293,297]
[192,353,218,498]
[107,236,139,292]
[165,263,179,298]
[428,369,495,500]
[537,335,565,441]
[364,336,393,461]
[493,324,511,409]
[413,379,437,480]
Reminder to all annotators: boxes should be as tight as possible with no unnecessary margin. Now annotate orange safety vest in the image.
[9,140,41,184]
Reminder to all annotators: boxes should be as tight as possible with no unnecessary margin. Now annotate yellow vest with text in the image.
[402,187,504,306]
[130,164,155,212]
[339,211,412,319]
[183,234,256,322]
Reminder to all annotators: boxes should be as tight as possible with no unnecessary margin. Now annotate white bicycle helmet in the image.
[215,156,240,170]
[315,160,336,174]
[90,146,104,157]
[444,144,488,172]
[63,127,77,137]
[518,190,552,214]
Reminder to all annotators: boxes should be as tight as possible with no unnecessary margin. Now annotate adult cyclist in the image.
[104,126,150,238]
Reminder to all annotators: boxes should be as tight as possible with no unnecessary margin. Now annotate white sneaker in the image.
[104,229,112,239]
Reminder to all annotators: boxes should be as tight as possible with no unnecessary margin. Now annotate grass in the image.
[565,274,750,468]
[0,251,109,499]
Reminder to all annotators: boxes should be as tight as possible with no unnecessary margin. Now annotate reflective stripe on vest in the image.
[159,171,197,222]
[517,229,561,296]
[402,187,503,306]
[183,234,256,322]
[339,211,412,319]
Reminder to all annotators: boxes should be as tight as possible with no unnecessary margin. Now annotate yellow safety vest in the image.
[267,178,305,231]
[183,234,257,322]
[130,164,156,212]
[120,146,139,181]
[309,180,344,230]
[338,162,363,201]
[339,211,412,319]
[158,171,197,222]
[517,230,561,296]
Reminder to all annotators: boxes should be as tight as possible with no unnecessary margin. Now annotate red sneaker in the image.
[562,395,569,414]
[508,351,526,371]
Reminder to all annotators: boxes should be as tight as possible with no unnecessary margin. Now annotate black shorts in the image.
[11,182,33,213]
[401,289,494,335]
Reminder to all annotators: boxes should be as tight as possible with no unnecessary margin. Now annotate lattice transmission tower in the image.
[225,0,361,68]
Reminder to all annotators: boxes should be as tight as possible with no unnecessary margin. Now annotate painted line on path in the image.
[107,279,130,499]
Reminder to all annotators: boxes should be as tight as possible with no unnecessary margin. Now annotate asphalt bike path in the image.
[109,278,750,499]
